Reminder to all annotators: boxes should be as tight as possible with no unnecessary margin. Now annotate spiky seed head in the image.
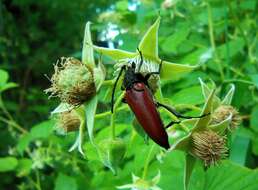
[55,110,80,135]
[211,105,241,130]
[191,130,228,167]
[45,57,96,106]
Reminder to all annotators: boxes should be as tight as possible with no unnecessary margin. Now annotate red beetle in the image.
[111,50,207,149]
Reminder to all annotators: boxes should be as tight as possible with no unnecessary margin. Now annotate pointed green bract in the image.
[82,22,95,67]
[69,120,85,155]
[161,61,199,80]
[222,84,235,105]
[193,90,215,131]
[85,96,98,144]
[138,17,160,60]
[93,46,136,60]
[209,114,232,134]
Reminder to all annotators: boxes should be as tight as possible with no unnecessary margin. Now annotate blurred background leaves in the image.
[0,0,257,189]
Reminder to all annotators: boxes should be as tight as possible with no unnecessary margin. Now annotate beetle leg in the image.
[121,98,127,103]
[111,66,126,113]
[157,102,209,119]
[165,121,181,129]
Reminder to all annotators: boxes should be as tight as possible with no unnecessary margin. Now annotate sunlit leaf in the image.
[138,17,160,60]
[0,157,18,172]
[82,22,95,67]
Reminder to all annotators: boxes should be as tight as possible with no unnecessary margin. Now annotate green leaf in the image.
[0,82,18,92]
[204,161,258,190]
[0,69,8,84]
[217,38,245,59]
[54,173,78,190]
[30,120,55,140]
[251,105,258,133]
[85,96,98,144]
[16,158,32,177]
[16,133,31,154]
[161,26,190,54]
[170,86,203,105]
[250,74,258,88]
[161,61,199,81]
[97,138,126,174]
[184,154,196,190]
[82,22,95,67]
[229,135,250,166]
[0,157,18,172]
[138,17,160,60]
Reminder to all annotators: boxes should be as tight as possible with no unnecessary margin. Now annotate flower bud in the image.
[191,130,227,167]
[98,138,126,173]
[45,57,96,106]
[55,110,80,135]
[211,105,241,130]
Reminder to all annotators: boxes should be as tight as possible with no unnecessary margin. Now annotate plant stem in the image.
[35,170,42,190]
[110,92,125,139]
[95,105,128,119]
[142,144,155,179]
[0,95,28,134]
[102,79,113,86]
[207,2,224,81]
[0,116,27,133]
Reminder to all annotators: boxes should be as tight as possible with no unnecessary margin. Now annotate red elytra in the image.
[125,82,170,149]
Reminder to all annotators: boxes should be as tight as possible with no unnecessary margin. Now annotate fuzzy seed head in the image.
[192,130,228,167]
[55,110,81,135]
[211,105,241,130]
[45,57,96,106]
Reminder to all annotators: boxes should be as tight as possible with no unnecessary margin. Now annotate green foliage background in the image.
[0,0,258,189]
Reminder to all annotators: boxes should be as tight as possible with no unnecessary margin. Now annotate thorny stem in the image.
[207,2,224,81]
[110,92,125,139]
[142,144,155,180]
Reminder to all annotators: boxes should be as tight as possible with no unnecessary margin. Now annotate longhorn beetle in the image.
[111,49,207,149]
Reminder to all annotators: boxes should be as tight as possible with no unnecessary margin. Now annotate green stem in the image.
[95,105,128,119]
[0,116,27,133]
[110,92,125,139]
[102,79,113,86]
[207,2,224,81]
[142,144,155,179]
[35,170,42,190]
[0,95,28,134]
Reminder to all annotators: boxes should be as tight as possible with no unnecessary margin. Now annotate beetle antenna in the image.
[137,47,144,72]
[111,66,125,113]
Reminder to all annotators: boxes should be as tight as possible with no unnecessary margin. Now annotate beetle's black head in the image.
[123,61,145,90]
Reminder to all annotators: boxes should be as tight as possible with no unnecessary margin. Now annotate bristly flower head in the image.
[192,130,228,167]
[45,57,96,106]
[54,110,81,135]
[211,105,241,131]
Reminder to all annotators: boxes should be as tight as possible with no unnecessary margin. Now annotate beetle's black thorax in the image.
[123,66,145,90]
